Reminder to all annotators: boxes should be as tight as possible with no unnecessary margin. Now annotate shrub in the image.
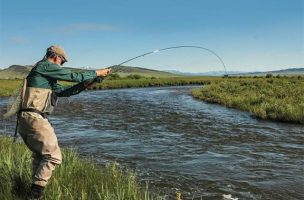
[266,73,273,78]
[107,73,121,80]
[126,74,145,79]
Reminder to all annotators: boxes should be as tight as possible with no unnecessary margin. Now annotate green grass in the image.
[192,77,304,124]
[0,136,158,200]
[93,76,213,90]
[0,79,23,96]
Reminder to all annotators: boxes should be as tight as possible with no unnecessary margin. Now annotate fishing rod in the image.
[93,45,227,83]
[116,45,227,72]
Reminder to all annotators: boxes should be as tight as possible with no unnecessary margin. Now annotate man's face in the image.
[55,55,65,66]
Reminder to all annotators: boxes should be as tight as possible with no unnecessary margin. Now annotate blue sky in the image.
[0,0,303,72]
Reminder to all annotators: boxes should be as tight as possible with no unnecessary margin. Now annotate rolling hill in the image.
[165,68,304,76]
[0,65,32,79]
[110,65,179,77]
[230,67,304,76]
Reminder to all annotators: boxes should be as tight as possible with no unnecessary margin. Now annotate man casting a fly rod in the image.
[17,45,111,199]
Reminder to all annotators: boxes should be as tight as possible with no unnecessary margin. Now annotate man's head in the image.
[45,45,68,66]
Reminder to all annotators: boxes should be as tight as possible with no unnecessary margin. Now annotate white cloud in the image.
[53,23,120,34]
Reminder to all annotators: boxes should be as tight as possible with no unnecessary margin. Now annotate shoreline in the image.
[191,77,304,124]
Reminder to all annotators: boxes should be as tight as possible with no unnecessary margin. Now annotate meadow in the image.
[192,76,304,123]
[0,136,158,200]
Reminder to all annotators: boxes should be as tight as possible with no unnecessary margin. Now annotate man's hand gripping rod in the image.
[84,68,112,88]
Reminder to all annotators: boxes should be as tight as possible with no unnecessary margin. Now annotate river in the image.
[0,86,303,199]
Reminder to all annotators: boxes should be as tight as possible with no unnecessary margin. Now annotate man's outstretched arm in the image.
[36,62,111,83]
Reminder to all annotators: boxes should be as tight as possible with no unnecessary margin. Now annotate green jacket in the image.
[27,60,97,97]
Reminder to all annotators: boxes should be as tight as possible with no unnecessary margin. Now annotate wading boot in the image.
[29,184,44,200]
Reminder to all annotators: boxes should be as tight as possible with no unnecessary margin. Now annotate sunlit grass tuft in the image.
[192,77,304,123]
[0,136,158,200]
[0,79,23,97]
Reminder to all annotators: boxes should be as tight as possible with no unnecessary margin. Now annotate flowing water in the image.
[0,86,303,199]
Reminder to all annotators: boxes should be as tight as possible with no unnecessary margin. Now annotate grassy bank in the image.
[0,136,157,200]
[0,79,22,97]
[192,77,304,123]
[92,76,212,90]
[0,77,214,97]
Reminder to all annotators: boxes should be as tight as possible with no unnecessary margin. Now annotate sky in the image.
[0,0,303,72]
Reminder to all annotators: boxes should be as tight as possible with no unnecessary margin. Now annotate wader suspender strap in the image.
[14,79,27,142]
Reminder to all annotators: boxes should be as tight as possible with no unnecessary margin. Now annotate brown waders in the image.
[18,87,62,190]
[19,112,62,187]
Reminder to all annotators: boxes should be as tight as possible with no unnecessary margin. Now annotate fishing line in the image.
[108,45,227,74]
[3,45,227,119]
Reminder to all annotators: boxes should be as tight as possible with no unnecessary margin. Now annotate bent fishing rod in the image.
[92,45,227,83]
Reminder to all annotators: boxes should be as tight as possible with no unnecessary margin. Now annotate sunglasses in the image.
[57,55,66,65]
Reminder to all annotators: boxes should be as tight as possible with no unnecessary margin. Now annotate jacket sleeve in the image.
[39,62,97,82]
[52,82,89,97]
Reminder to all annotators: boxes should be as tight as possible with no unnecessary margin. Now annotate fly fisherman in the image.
[17,45,111,199]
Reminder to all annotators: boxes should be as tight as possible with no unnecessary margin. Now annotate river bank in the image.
[192,77,304,124]
[0,136,157,200]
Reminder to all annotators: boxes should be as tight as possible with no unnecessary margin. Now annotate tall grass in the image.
[0,79,22,97]
[93,77,213,90]
[0,136,157,200]
[192,77,304,123]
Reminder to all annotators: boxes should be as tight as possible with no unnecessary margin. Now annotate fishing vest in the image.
[21,87,58,115]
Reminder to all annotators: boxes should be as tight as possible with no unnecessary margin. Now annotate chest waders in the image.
[14,79,27,142]
[14,83,58,142]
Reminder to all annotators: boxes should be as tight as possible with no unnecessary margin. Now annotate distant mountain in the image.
[110,65,179,77]
[231,67,304,76]
[0,65,32,79]
[164,70,242,76]
[7,65,32,72]
[166,68,304,76]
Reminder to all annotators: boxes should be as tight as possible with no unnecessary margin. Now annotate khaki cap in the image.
[46,45,68,62]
